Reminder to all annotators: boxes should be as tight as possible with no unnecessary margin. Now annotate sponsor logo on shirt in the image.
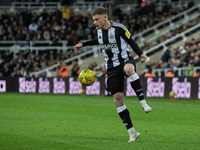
[102,43,117,49]
[125,30,131,39]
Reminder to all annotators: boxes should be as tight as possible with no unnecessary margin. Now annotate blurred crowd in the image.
[112,1,194,36]
[2,1,193,43]
[140,16,200,52]
[142,34,200,77]
[11,0,62,2]
[0,0,198,77]
[0,5,91,44]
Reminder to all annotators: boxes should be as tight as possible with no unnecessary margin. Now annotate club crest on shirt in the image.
[109,33,114,39]
[98,35,102,39]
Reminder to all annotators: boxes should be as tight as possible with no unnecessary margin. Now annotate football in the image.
[80,89,85,96]
[169,91,175,99]
[78,69,96,86]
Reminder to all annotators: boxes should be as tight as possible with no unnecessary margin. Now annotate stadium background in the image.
[0,1,200,150]
[0,0,200,99]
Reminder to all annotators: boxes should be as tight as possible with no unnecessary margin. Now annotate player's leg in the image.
[113,92,140,142]
[124,63,152,113]
[107,68,140,142]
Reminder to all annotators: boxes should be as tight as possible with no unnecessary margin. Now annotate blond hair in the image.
[92,7,108,16]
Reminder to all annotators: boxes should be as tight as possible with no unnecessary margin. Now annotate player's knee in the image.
[124,65,135,76]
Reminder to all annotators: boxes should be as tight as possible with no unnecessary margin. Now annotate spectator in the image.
[178,46,186,54]
[194,56,200,67]
[61,4,71,20]
[162,47,172,63]
[28,21,38,32]
[193,72,199,77]
[76,23,84,40]
[17,20,27,34]
[15,70,23,77]
[21,6,32,27]
[59,62,68,77]
[71,59,80,77]
[2,65,10,77]
[69,30,78,44]
[112,5,122,22]
[1,10,10,22]
[60,29,66,40]
[15,30,25,40]
[36,30,44,40]
[144,68,154,77]
[4,51,13,63]
[165,70,174,77]
[43,30,50,40]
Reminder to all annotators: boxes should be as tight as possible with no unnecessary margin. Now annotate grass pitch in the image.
[0,93,200,150]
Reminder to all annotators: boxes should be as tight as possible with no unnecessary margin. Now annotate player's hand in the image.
[140,54,147,63]
[74,43,83,53]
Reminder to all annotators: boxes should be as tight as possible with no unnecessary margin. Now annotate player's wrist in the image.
[139,53,143,57]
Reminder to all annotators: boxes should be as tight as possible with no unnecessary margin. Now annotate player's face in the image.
[92,14,107,29]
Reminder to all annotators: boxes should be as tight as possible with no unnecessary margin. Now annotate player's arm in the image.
[74,39,99,53]
[121,28,147,63]
[127,37,147,63]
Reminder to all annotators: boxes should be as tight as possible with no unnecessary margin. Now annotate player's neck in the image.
[102,20,111,30]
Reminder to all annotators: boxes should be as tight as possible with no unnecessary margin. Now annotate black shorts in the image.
[106,59,136,95]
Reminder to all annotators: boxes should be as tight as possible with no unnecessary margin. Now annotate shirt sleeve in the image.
[126,38,143,57]
[82,39,99,47]
[120,26,143,57]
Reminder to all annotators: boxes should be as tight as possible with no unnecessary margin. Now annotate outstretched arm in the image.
[74,39,99,54]
[74,43,83,53]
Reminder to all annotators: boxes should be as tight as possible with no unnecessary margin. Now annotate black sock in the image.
[129,74,144,101]
[117,105,133,129]
[130,79,144,101]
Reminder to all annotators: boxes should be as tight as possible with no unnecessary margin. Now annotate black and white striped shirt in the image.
[82,21,143,69]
